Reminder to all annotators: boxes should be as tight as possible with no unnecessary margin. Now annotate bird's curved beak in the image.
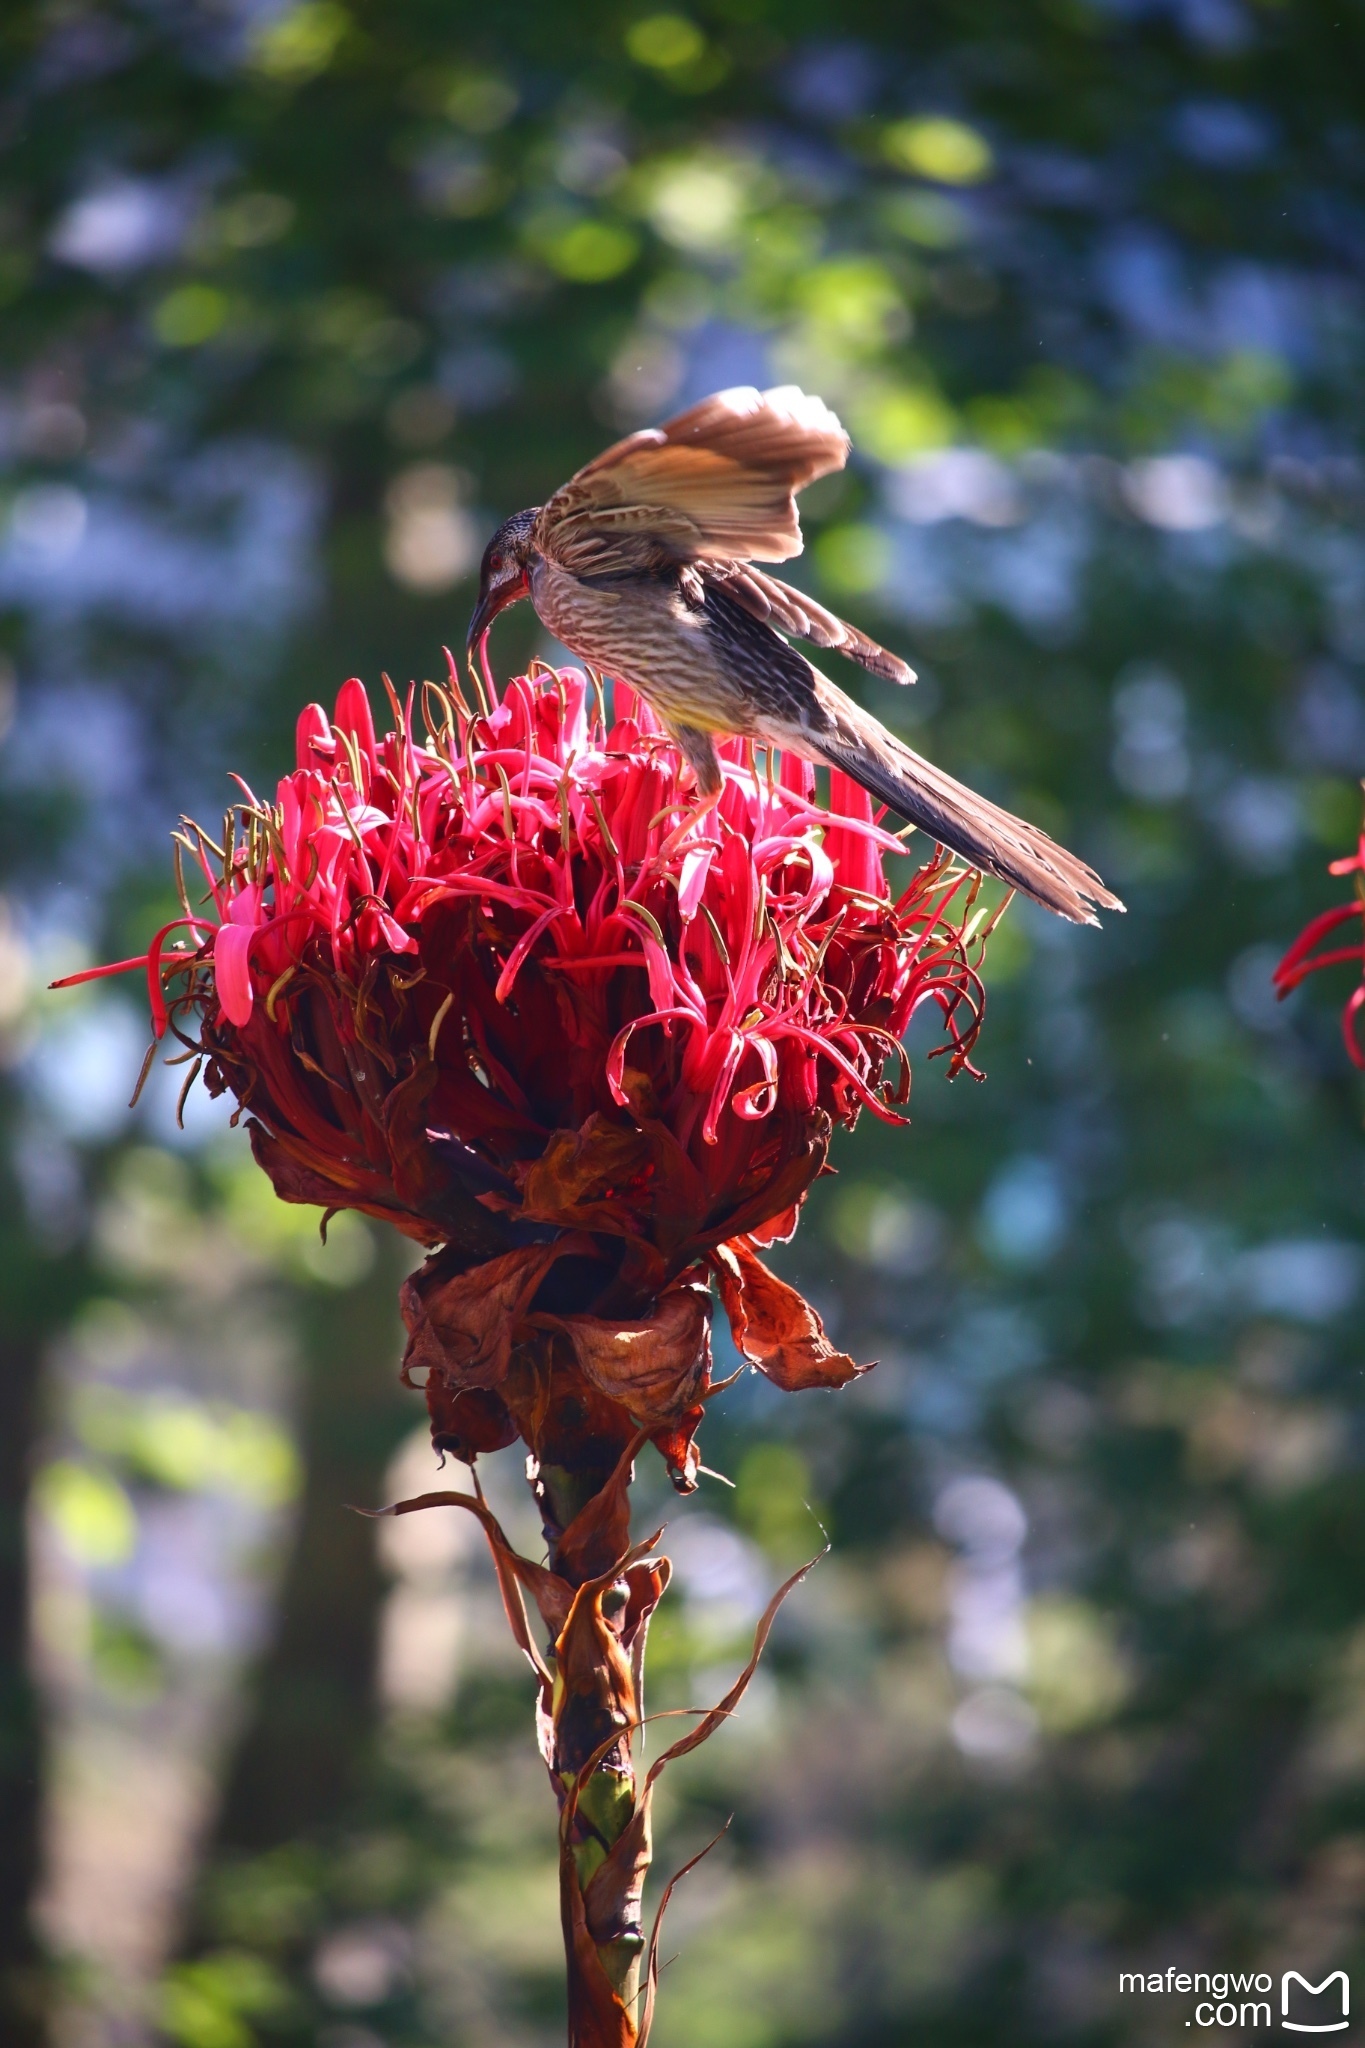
[464,567,529,666]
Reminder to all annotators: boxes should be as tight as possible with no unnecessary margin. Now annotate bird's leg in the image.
[661,724,725,851]
[672,723,723,798]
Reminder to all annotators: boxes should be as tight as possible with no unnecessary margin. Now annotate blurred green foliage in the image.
[3,0,1365,2044]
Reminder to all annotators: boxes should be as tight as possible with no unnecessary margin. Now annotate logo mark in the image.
[1283,1971,1349,2033]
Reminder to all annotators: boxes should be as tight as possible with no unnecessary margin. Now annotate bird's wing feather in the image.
[706,563,915,686]
[534,385,849,573]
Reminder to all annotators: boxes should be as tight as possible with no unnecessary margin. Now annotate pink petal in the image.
[612,679,639,725]
[295,703,333,773]
[214,922,256,1026]
[779,752,816,801]
[333,677,378,771]
[227,882,263,926]
[678,846,714,922]
[825,770,886,898]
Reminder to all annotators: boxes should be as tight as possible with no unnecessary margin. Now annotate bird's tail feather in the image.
[813,711,1123,926]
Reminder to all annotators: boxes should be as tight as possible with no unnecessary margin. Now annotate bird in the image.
[464,384,1122,925]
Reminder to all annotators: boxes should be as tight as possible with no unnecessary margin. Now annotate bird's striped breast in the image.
[529,554,756,731]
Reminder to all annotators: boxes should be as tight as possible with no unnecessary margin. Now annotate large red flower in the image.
[67,662,994,1525]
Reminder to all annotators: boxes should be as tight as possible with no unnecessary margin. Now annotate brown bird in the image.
[465,384,1122,924]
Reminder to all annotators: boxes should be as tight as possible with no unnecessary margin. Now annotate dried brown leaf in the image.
[711,1236,864,1391]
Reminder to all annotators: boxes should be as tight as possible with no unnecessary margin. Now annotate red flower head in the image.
[70,662,995,1557]
[1276,797,1365,1065]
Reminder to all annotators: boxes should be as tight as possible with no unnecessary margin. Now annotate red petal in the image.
[825,770,887,899]
[213,922,255,1026]
[333,676,378,773]
[295,702,333,772]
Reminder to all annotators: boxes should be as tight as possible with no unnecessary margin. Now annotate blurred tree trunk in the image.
[205,1240,413,1857]
[0,1326,47,2048]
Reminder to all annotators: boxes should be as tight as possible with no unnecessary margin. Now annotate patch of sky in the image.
[1097,228,1199,351]
[436,342,519,411]
[1173,101,1274,170]
[1111,666,1191,801]
[1288,663,1365,774]
[1,682,143,810]
[880,508,1088,639]
[1123,456,1227,531]
[12,1116,84,1245]
[1226,944,1295,1036]
[27,995,148,1145]
[978,1157,1069,1270]
[780,41,878,123]
[675,323,772,411]
[1208,263,1309,365]
[888,451,1023,528]
[666,1515,770,1624]
[28,10,137,92]
[142,1053,242,1152]
[976,506,1089,636]
[1010,149,1108,210]
[946,1303,1046,1386]
[934,1473,1030,1727]
[1207,772,1301,875]
[0,442,321,641]
[1293,527,1365,665]
[47,173,198,277]
[1128,1209,1362,1328]
[1238,1239,1362,1325]
[113,1492,271,1658]
[900,1356,980,1438]
[879,525,967,630]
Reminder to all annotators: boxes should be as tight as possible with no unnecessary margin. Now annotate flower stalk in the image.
[369,1449,820,2045]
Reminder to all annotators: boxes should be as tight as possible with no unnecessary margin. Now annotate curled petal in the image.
[495,903,565,1003]
[425,1383,520,1460]
[731,1035,780,1121]
[606,1007,703,1109]
[1274,902,1361,991]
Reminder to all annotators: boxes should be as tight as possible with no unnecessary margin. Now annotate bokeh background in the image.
[4,3,1365,2044]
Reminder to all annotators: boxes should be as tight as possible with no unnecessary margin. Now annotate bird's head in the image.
[466,507,539,662]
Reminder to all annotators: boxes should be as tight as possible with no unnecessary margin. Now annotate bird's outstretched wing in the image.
[534,385,849,574]
[703,561,915,687]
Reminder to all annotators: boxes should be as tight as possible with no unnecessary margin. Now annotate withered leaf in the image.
[401,1234,596,1391]
[554,1280,711,1431]
[711,1236,865,1392]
